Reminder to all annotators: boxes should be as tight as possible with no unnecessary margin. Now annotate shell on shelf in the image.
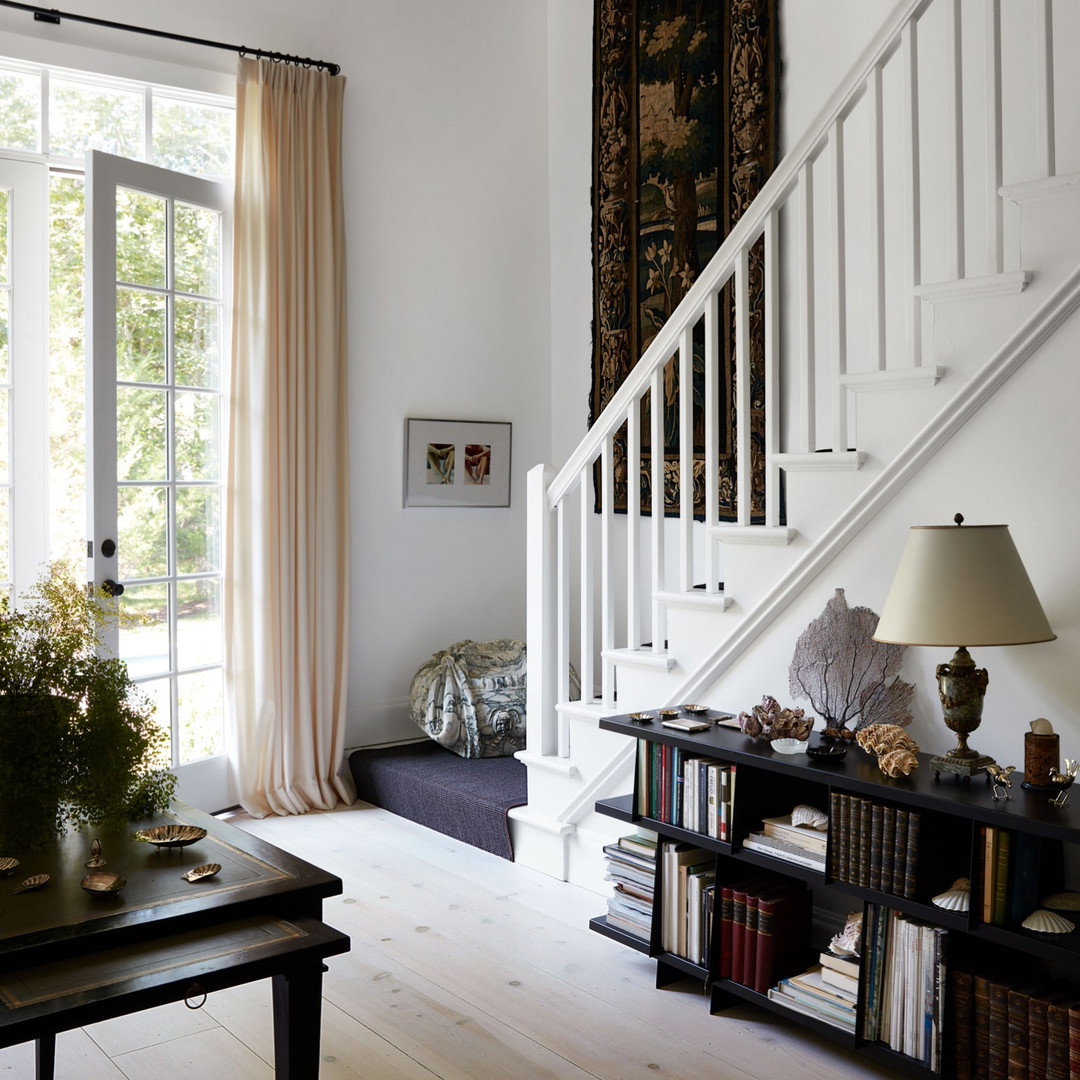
[1022,909,1075,934]
[932,878,971,912]
[856,723,920,755]
[829,911,863,957]
[1031,717,1054,735]
[791,804,829,832]
[877,747,919,778]
[1041,892,1080,911]
[0,857,19,877]
[11,874,48,894]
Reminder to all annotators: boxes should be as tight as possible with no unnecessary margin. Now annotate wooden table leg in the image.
[35,1034,56,1080]
[272,964,328,1079]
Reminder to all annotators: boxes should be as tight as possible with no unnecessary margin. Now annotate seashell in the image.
[878,747,919,778]
[791,804,829,832]
[857,724,919,755]
[1031,717,1054,735]
[81,872,126,894]
[132,825,207,849]
[11,874,49,894]
[1022,909,1075,934]
[829,911,863,957]
[771,738,805,755]
[1041,892,1080,911]
[627,712,653,724]
[932,878,971,912]
[0,857,19,877]
[682,704,710,715]
[181,863,222,883]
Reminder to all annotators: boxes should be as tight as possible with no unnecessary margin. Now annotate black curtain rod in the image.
[0,0,341,76]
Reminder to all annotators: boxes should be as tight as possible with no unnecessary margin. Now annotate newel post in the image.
[526,464,559,757]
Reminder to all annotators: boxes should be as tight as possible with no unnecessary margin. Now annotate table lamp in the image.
[872,514,1055,777]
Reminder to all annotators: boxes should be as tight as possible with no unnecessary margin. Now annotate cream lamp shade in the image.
[872,523,1055,648]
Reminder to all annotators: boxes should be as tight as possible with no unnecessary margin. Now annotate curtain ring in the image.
[184,983,207,1010]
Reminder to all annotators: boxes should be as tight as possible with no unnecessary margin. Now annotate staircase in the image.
[514,0,1080,889]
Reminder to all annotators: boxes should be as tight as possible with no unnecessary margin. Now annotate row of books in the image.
[742,812,828,873]
[602,833,657,942]
[951,971,1080,1080]
[660,842,715,963]
[768,950,860,1032]
[635,741,736,840]
[862,904,948,1070]
[829,792,920,899]
[717,874,810,994]
[979,826,1062,926]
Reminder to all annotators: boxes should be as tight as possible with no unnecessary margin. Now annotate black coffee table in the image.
[0,803,349,1079]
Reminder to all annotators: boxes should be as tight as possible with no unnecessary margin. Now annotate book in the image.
[992,829,1011,924]
[828,792,842,880]
[819,964,859,998]
[661,717,710,733]
[718,883,735,978]
[819,949,860,980]
[1046,996,1075,1080]
[1067,999,1080,1080]
[787,965,857,1007]
[952,969,973,1080]
[729,876,772,986]
[880,805,896,894]
[987,977,1012,1080]
[902,810,919,899]
[1007,984,1034,1080]
[752,885,809,994]
[837,794,850,882]
[857,797,872,888]
[768,986,856,1031]
[1028,990,1058,1080]
[892,811,908,902]
[741,832,827,871]
[869,801,884,890]
[617,834,658,859]
[686,866,716,964]
[973,974,991,1080]
[982,826,998,924]
[761,814,828,854]
[660,842,709,954]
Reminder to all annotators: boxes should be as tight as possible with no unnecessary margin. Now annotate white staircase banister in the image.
[546,0,934,509]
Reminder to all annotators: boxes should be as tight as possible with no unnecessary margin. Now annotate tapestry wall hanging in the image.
[590,0,779,520]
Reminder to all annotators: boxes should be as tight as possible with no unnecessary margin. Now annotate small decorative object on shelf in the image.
[791,804,828,831]
[1049,760,1080,807]
[856,724,920,778]
[181,863,222,883]
[1042,892,1080,910]
[737,695,813,742]
[0,857,19,877]
[131,824,207,849]
[85,838,106,868]
[829,911,863,958]
[11,874,48,894]
[682,704,710,715]
[806,744,847,762]
[932,877,971,912]
[1023,717,1060,791]
[80,872,126,895]
[789,588,914,739]
[1021,909,1075,934]
[771,738,805,755]
[986,762,1015,800]
[627,712,653,724]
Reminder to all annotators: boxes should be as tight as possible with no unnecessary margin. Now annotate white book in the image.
[741,832,827,871]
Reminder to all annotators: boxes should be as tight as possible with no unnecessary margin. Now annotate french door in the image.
[86,150,234,811]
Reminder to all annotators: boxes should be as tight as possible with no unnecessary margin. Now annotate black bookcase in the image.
[591,709,1080,1079]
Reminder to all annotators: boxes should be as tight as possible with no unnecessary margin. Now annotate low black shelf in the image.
[588,915,651,955]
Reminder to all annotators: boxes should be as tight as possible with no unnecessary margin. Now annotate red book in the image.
[718,883,735,978]
[988,978,1013,1080]
[1046,997,1077,1080]
[752,886,810,994]
[741,882,793,988]
[1068,1000,1080,1080]
[729,876,770,987]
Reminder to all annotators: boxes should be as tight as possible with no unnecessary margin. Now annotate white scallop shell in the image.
[932,878,971,911]
[1022,908,1075,934]
[1041,892,1080,911]
[771,738,805,755]
[791,804,829,832]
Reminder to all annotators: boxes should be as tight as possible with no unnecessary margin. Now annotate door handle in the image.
[102,579,125,597]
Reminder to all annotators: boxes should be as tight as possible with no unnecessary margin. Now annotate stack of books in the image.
[862,904,948,1070]
[601,833,657,941]
[741,812,828,872]
[978,825,1063,925]
[635,742,737,840]
[717,875,810,992]
[828,792,920,898]
[768,951,860,1032]
[660,842,715,963]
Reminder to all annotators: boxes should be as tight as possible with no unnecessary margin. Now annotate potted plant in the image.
[0,564,176,852]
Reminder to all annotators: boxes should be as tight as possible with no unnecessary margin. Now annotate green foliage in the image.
[0,565,176,851]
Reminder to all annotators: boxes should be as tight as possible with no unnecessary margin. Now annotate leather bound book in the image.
[892,811,908,901]
[987,978,1012,1080]
[1046,996,1075,1080]
[829,792,842,881]
[1029,990,1068,1080]
[837,794,850,883]
[952,969,974,1080]
[880,805,896,895]
[718,883,735,979]
[869,802,884,891]
[729,877,771,988]
[902,811,919,899]
[1007,985,1036,1080]
[752,887,810,995]
[973,974,991,1080]
[1067,999,1080,1080]
[857,798,872,888]
[992,829,1012,925]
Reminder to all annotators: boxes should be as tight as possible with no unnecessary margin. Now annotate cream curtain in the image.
[226,57,354,816]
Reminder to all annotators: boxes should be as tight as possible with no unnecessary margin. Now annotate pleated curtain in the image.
[226,57,354,816]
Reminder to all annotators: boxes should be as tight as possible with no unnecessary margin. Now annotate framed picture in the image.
[403,419,512,508]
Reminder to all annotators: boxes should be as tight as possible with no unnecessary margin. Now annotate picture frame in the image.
[403,418,512,508]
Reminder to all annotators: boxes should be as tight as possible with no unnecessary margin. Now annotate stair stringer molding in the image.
[513,258,1080,892]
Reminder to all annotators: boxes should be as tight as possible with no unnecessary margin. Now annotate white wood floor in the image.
[0,800,909,1079]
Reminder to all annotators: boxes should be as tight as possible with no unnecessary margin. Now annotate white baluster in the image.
[556,495,570,755]
[578,466,593,705]
[867,63,887,370]
[796,163,816,451]
[943,0,965,281]
[525,464,558,756]
[679,325,694,590]
[828,120,848,451]
[984,0,1003,274]
[703,288,720,585]
[600,436,615,708]
[901,19,923,366]
[625,398,641,650]
[764,209,780,527]
[1034,0,1055,178]
[735,248,750,526]
[650,366,665,652]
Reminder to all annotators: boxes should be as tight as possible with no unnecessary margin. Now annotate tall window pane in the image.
[0,67,40,153]
[49,77,143,160]
[153,97,233,181]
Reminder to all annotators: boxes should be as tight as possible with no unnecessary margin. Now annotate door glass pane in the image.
[117,387,167,481]
[177,578,221,669]
[136,677,173,762]
[118,485,167,579]
[0,387,7,476]
[153,99,232,181]
[0,187,9,279]
[0,68,41,153]
[175,298,220,388]
[0,489,8,582]
[119,582,170,678]
[175,391,220,481]
[116,188,166,288]
[49,78,142,160]
[176,486,220,575]
[48,175,86,569]
[178,668,223,763]
[116,288,166,383]
[174,203,221,297]
[0,291,8,383]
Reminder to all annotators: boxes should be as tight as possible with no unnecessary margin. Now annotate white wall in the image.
[0,0,553,749]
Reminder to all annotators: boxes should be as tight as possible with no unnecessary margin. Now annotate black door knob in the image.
[102,579,125,597]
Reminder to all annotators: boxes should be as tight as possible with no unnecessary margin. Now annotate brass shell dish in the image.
[132,825,207,849]
[682,704,709,714]
[81,872,126,894]
[627,712,653,724]
[181,863,222,883]
[12,874,48,894]
[0,857,19,877]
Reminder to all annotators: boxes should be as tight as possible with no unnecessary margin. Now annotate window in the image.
[0,57,234,808]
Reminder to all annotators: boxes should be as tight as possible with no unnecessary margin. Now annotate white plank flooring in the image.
[0,801,908,1079]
